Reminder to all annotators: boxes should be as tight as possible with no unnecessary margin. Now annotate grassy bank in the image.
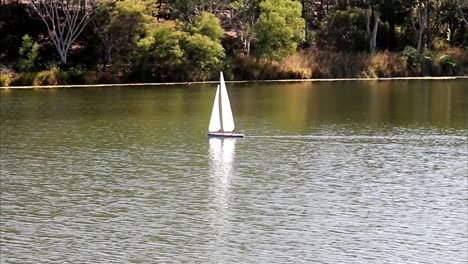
[235,48,468,80]
[2,76,466,89]
[1,48,467,87]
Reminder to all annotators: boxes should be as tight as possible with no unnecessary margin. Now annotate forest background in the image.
[0,0,467,86]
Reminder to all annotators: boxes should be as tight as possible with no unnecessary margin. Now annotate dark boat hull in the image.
[207,132,245,138]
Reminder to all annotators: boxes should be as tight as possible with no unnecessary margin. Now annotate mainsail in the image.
[208,72,235,132]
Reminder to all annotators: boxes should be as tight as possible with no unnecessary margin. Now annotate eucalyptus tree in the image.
[409,0,429,58]
[364,0,383,53]
[254,0,305,60]
[226,0,261,56]
[137,12,225,81]
[29,0,96,64]
[92,0,150,65]
[457,0,468,25]
[166,0,230,22]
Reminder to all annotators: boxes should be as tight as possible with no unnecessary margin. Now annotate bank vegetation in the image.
[1,0,467,87]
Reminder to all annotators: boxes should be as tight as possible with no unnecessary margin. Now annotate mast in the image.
[219,80,224,132]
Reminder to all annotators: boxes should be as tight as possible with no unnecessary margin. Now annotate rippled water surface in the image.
[1,80,467,263]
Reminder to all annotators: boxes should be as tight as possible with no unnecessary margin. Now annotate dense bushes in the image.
[316,9,368,52]
[135,12,225,82]
[0,74,11,86]
[15,35,39,72]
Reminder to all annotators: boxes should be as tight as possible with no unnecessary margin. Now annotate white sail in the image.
[208,85,221,132]
[219,72,235,132]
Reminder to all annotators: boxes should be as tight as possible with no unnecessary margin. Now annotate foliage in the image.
[136,21,186,81]
[64,66,86,84]
[93,0,151,65]
[32,67,65,86]
[233,57,307,80]
[437,53,459,74]
[0,74,11,86]
[2,0,467,82]
[135,12,225,81]
[402,46,419,69]
[183,33,225,80]
[316,8,368,52]
[29,0,96,64]
[308,51,369,78]
[11,73,37,86]
[16,35,39,72]
[189,12,224,40]
[254,0,305,61]
[361,51,408,78]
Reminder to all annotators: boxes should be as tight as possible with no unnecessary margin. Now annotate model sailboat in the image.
[207,72,244,138]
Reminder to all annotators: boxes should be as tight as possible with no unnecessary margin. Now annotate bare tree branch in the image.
[29,0,96,64]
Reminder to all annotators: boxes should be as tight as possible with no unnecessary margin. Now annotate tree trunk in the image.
[425,1,432,50]
[367,7,380,53]
[459,4,468,26]
[302,0,308,42]
[416,1,428,60]
[30,0,95,65]
[370,9,380,53]
[388,20,396,50]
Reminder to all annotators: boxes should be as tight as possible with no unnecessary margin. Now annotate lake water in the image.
[1,80,467,263]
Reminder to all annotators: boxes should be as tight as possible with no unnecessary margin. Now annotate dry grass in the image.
[360,51,409,78]
[266,48,466,80]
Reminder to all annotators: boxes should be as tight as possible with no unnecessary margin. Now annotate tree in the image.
[457,0,468,26]
[184,12,225,80]
[137,21,186,81]
[189,11,224,40]
[16,35,39,72]
[136,12,225,81]
[226,0,261,56]
[364,0,383,53]
[410,0,429,59]
[316,8,368,52]
[254,0,305,61]
[166,0,230,22]
[29,0,96,64]
[93,0,150,65]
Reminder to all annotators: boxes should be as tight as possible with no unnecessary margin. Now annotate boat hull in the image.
[207,132,245,138]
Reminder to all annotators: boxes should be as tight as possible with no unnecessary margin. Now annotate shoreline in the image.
[1,76,467,89]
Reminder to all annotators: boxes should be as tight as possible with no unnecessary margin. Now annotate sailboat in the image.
[207,72,245,138]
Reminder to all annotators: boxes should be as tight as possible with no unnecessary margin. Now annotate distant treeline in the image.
[0,0,467,86]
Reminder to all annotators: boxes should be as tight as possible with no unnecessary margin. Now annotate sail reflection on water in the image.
[208,138,236,209]
[207,138,236,261]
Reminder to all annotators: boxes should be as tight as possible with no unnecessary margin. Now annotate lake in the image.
[1,80,467,263]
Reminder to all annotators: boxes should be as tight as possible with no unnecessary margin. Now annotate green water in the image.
[1,80,467,263]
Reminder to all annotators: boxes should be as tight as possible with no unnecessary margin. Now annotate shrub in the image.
[11,73,37,86]
[16,35,39,72]
[435,53,459,75]
[183,33,225,81]
[451,48,468,74]
[254,0,305,61]
[32,67,65,86]
[308,51,368,78]
[135,13,225,82]
[432,37,451,52]
[402,46,419,70]
[361,51,408,78]
[0,74,11,86]
[233,56,308,80]
[316,9,368,52]
[64,66,86,84]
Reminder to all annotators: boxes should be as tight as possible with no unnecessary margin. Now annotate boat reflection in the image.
[208,138,236,261]
[208,137,236,210]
